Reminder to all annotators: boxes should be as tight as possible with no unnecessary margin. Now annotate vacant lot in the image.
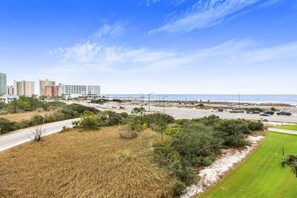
[0,127,174,198]
[198,132,297,198]
[0,111,52,122]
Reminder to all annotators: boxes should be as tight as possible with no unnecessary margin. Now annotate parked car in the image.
[218,109,224,112]
[264,111,275,115]
[260,112,270,116]
[230,110,245,113]
[276,111,292,116]
[247,110,260,114]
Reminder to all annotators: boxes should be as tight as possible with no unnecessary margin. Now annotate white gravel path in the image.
[181,135,264,198]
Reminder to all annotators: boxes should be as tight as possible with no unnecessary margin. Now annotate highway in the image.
[0,118,79,152]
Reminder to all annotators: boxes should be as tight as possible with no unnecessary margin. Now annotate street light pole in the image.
[163,95,168,114]
[148,94,151,112]
[148,92,154,113]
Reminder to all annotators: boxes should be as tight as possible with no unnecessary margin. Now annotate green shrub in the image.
[28,115,45,125]
[131,107,146,115]
[0,118,18,134]
[75,111,100,131]
[171,123,221,166]
[67,103,99,114]
[172,181,186,196]
[247,120,264,131]
[215,119,250,147]
[164,125,181,137]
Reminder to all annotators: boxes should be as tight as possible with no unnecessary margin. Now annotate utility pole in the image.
[148,94,151,112]
[163,95,168,114]
[148,92,154,113]
[239,94,241,110]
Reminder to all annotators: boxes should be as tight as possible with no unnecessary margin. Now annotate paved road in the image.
[268,128,297,135]
[0,118,79,152]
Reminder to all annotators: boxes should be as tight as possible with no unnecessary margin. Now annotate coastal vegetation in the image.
[0,127,174,197]
[0,109,264,197]
[199,132,297,198]
[0,96,66,114]
[0,103,98,135]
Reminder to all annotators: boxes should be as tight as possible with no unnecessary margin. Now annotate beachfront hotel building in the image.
[58,83,100,99]
[0,72,7,96]
[14,80,35,97]
[39,79,56,96]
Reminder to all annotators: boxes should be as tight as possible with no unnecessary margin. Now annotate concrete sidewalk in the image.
[268,128,297,135]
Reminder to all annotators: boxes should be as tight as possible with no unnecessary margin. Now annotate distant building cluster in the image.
[0,72,101,102]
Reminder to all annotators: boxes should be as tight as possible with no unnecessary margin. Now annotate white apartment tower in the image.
[14,80,35,97]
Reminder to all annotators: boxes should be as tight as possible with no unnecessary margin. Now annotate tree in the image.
[281,154,297,177]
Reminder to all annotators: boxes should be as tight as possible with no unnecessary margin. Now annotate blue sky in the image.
[1,0,297,94]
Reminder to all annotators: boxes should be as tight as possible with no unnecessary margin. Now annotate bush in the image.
[172,181,186,196]
[75,111,100,131]
[119,130,138,139]
[97,111,128,127]
[131,107,146,115]
[28,115,45,125]
[164,125,181,137]
[0,118,17,134]
[67,103,99,114]
[194,115,221,126]
[154,144,197,185]
[171,123,221,166]
[215,119,250,148]
[247,120,264,131]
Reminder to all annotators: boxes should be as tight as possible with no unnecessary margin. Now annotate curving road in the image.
[0,118,79,152]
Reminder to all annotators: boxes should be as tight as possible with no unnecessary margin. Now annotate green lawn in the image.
[198,132,297,198]
[275,125,297,131]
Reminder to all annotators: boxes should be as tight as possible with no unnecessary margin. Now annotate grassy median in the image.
[0,127,175,198]
[198,132,297,198]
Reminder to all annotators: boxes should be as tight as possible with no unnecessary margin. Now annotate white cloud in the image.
[146,0,187,6]
[46,39,297,93]
[93,22,125,39]
[150,0,281,33]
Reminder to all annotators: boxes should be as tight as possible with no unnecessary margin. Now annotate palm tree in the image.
[281,154,297,177]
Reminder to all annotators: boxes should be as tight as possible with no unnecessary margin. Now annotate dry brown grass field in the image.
[0,111,51,122]
[0,127,175,198]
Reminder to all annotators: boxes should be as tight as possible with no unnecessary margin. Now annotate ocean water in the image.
[104,94,297,105]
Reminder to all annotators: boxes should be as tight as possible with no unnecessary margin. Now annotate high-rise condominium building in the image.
[58,83,100,99]
[39,79,56,96]
[6,86,15,95]
[14,80,35,97]
[0,73,7,95]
